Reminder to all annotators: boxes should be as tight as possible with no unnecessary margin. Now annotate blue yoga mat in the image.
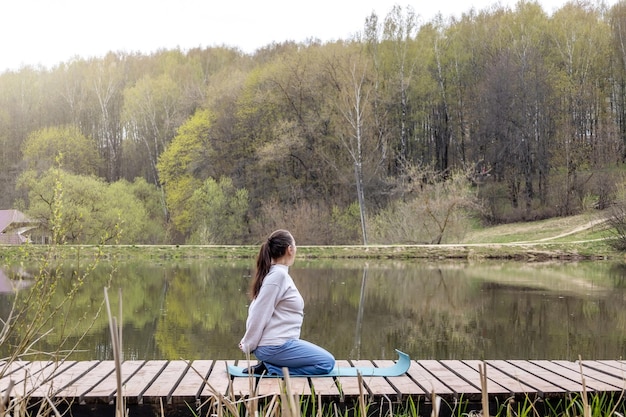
[227,349,410,378]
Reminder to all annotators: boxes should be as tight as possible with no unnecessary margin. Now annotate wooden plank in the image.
[27,361,85,397]
[552,361,626,391]
[1,361,51,393]
[373,359,426,397]
[54,361,116,400]
[13,358,626,407]
[463,360,536,394]
[81,360,145,402]
[507,360,583,393]
[485,360,565,394]
[333,360,366,398]
[14,361,76,398]
[203,360,233,398]
[9,362,56,397]
[406,361,453,395]
[530,361,623,392]
[141,360,189,401]
[256,373,311,397]
[230,360,259,399]
[170,360,214,402]
[281,374,311,396]
[582,360,626,382]
[121,360,168,402]
[309,372,341,397]
[257,377,282,397]
[351,359,397,397]
[223,361,313,398]
[419,360,481,395]
[0,360,30,383]
[45,361,102,397]
[255,376,282,397]
[441,360,509,394]
[593,360,626,375]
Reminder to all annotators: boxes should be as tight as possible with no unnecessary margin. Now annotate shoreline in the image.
[0,241,619,263]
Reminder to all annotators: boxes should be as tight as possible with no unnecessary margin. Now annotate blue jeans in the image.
[253,339,335,376]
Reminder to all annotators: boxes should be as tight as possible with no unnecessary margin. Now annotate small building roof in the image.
[0,209,35,233]
[0,210,39,244]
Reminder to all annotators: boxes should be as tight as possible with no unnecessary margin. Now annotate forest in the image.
[1,0,625,245]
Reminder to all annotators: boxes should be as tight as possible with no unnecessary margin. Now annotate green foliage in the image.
[157,108,215,237]
[3,2,626,245]
[124,177,168,244]
[19,168,150,244]
[122,71,197,185]
[188,176,249,244]
[331,202,362,244]
[21,125,102,175]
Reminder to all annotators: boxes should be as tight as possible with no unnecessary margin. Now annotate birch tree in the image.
[327,46,377,245]
[90,54,125,182]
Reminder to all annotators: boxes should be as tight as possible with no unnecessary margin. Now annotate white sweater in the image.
[239,264,304,354]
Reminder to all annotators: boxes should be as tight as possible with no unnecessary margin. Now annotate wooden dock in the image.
[1,358,626,416]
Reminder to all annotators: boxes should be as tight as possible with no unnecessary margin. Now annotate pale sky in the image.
[0,0,613,72]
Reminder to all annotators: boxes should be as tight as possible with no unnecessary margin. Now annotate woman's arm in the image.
[239,282,281,353]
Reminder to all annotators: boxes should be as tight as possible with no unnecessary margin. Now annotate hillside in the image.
[462,211,610,245]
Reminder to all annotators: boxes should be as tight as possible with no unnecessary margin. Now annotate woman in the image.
[238,229,335,376]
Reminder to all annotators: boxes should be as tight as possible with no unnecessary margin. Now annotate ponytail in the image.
[249,230,293,299]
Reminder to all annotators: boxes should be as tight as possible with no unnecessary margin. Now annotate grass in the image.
[461,212,609,243]
[0,210,619,262]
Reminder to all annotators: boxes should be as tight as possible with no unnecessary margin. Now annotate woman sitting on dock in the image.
[238,229,335,376]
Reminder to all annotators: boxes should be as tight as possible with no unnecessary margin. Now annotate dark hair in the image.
[249,230,294,299]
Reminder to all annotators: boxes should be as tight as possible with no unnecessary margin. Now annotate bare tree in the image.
[326,47,377,245]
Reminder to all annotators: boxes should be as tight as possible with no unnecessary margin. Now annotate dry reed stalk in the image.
[381,394,393,417]
[118,287,123,362]
[43,395,62,417]
[479,361,489,417]
[104,287,125,417]
[0,379,14,414]
[265,394,280,417]
[357,372,367,417]
[186,360,267,417]
[317,393,322,417]
[578,355,591,417]
[430,391,441,417]
[281,367,301,417]
[249,355,258,417]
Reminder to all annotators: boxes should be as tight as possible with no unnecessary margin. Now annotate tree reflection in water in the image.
[0,259,624,361]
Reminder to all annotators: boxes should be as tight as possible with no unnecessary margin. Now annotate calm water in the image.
[1,258,625,362]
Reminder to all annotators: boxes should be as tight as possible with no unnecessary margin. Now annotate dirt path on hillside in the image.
[531,217,609,242]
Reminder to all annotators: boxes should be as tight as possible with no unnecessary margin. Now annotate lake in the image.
[1,258,625,362]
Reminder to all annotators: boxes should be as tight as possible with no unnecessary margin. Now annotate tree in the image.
[21,125,101,176]
[370,167,480,244]
[609,2,626,162]
[188,176,249,244]
[474,47,552,214]
[549,3,613,214]
[156,108,215,239]
[122,73,193,186]
[326,45,378,245]
[19,168,148,244]
[115,177,167,244]
[381,5,421,167]
[90,54,126,182]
